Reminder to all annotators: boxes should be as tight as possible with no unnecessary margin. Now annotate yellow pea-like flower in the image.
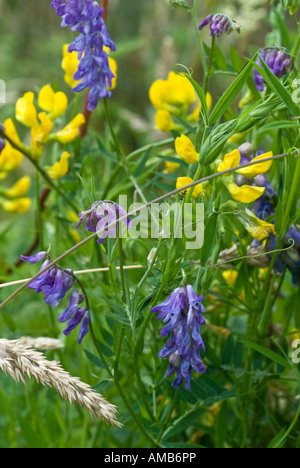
[217,149,241,173]
[164,161,180,173]
[62,44,81,89]
[176,176,204,199]
[16,92,37,128]
[4,176,31,198]
[222,270,238,287]
[38,85,68,120]
[1,198,31,214]
[236,152,273,177]
[108,57,118,91]
[155,110,174,132]
[149,71,195,110]
[47,151,71,180]
[175,135,199,164]
[245,212,276,240]
[31,112,53,160]
[227,183,265,203]
[166,71,196,107]
[52,114,85,144]
[149,79,170,110]
[0,119,23,173]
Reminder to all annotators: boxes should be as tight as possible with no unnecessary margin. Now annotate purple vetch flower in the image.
[62,306,90,345]
[152,285,206,390]
[20,251,90,343]
[198,13,241,37]
[20,251,48,264]
[77,200,132,244]
[51,0,116,111]
[253,47,294,92]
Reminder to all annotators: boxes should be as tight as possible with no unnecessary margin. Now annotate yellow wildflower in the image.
[227,183,265,203]
[0,119,23,175]
[175,135,199,164]
[222,270,238,287]
[149,71,195,110]
[245,211,276,240]
[62,44,81,88]
[4,176,31,198]
[30,112,53,160]
[217,149,241,173]
[51,114,85,144]
[38,85,68,121]
[47,151,71,180]
[236,152,273,177]
[1,198,31,214]
[176,176,204,199]
[108,57,118,91]
[16,92,37,128]
[164,161,180,173]
[155,110,174,132]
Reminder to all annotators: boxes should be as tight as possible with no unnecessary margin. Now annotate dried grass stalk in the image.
[0,339,121,426]
[218,244,270,268]
[18,336,64,350]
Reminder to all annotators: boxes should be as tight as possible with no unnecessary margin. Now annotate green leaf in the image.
[243,340,293,369]
[84,350,106,369]
[134,147,152,177]
[208,55,256,125]
[214,44,228,72]
[183,74,209,124]
[230,46,243,73]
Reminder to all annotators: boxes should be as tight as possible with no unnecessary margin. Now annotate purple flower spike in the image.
[198,13,241,37]
[152,284,206,390]
[51,0,116,111]
[63,307,90,344]
[20,251,48,264]
[58,289,84,322]
[254,47,294,91]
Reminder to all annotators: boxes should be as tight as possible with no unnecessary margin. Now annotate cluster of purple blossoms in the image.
[21,251,90,344]
[152,285,206,390]
[198,14,241,37]
[51,0,116,111]
[254,47,294,91]
[77,200,132,243]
